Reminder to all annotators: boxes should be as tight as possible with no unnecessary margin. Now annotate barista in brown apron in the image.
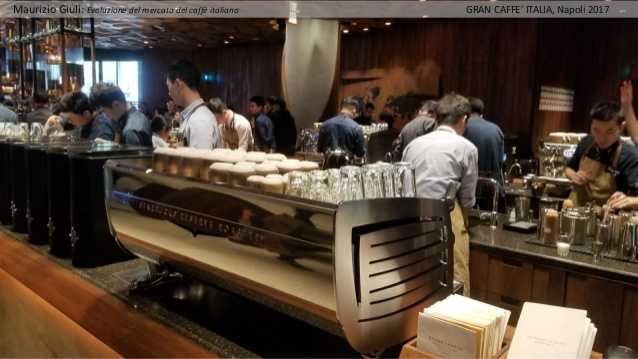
[568,142,622,207]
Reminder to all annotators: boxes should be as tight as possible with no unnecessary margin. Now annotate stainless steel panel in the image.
[104,159,453,355]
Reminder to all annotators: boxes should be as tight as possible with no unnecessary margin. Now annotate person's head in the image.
[266,96,280,113]
[340,96,360,118]
[32,92,48,108]
[589,101,624,150]
[166,98,176,113]
[417,100,438,119]
[139,101,149,114]
[59,91,94,127]
[208,97,231,125]
[249,96,265,116]
[363,102,375,118]
[90,83,128,122]
[436,93,471,134]
[166,60,201,107]
[151,114,170,140]
[468,97,484,116]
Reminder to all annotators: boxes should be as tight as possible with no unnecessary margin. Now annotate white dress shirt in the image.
[219,112,254,151]
[402,125,479,208]
[180,98,221,149]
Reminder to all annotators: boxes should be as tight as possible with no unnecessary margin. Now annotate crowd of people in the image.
[5,59,638,295]
[0,59,299,156]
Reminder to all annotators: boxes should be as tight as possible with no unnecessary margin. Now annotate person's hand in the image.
[569,170,590,185]
[607,191,626,208]
[608,192,638,210]
[621,80,634,108]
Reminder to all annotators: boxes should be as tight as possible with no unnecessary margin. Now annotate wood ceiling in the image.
[94,18,285,49]
[0,18,412,50]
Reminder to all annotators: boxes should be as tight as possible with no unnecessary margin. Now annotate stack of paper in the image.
[508,302,597,359]
[417,294,511,359]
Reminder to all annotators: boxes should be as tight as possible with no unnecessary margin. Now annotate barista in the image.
[565,101,638,207]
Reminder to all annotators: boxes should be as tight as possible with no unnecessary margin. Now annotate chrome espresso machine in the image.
[104,154,454,355]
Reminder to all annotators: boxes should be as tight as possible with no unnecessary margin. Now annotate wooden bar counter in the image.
[0,226,359,357]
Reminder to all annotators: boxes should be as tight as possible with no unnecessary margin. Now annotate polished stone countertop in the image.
[469,218,638,285]
[0,226,358,358]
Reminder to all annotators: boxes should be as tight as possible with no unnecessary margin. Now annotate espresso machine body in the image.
[104,158,454,354]
[67,146,151,267]
[25,143,50,244]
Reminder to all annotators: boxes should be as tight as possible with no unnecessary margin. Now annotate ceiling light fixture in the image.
[228,35,235,39]
[143,40,149,44]
[224,40,230,44]
[385,21,392,26]
[343,29,349,34]
[363,27,369,32]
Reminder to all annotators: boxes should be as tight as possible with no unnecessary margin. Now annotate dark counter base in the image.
[469,219,638,353]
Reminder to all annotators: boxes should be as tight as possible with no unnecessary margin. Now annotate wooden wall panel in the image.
[340,20,538,154]
[98,44,283,119]
[620,285,638,350]
[565,274,623,352]
[531,265,566,306]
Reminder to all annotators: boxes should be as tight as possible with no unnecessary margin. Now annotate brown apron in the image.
[568,143,622,207]
[221,116,240,150]
[451,200,470,297]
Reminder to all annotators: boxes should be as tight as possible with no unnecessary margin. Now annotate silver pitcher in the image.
[562,207,592,246]
[620,222,638,261]
[606,214,623,257]
[515,196,531,222]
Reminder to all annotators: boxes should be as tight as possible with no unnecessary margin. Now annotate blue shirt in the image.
[121,110,152,147]
[317,114,365,157]
[463,115,505,182]
[254,113,274,150]
[0,104,17,123]
[76,112,118,141]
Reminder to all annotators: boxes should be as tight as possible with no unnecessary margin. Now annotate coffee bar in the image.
[3,9,638,359]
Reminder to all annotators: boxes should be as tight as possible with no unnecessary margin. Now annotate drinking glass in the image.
[327,169,340,203]
[30,123,43,142]
[285,171,308,198]
[18,122,29,141]
[362,164,384,199]
[393,162,416,197]
[307,170,330,202]
[376,162,396,198]
[339,166,364,202]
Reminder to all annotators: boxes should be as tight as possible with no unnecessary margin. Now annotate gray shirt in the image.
[0,104,17,123]
[392,115,437,160]
[402,125,479,208]
[122,110,152,147]
[25,108,52,124]
[180,98,221,149]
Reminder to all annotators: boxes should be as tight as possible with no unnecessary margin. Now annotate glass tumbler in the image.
[285,171,308,198]
[307,170,330,202]
[327,168,341,203]
[393,161,417,197]
[30,123,44,142]
[376,161,396,198]
[362,164,384,199]
[339,166,364,202]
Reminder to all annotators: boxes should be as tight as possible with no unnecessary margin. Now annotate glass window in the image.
[117,61,139,104]
[102,61,117,84]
